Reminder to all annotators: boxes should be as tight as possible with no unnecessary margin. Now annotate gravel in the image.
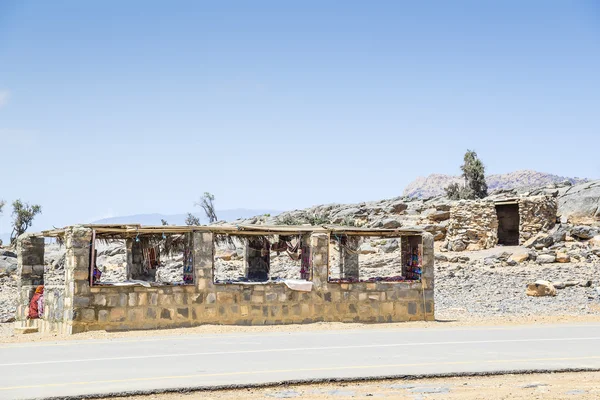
[435,260,600,320]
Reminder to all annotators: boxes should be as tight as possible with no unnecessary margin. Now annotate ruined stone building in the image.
[444,195,557,251]
[15,225,434,334]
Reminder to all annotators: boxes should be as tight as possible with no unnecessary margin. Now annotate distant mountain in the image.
[402,170,588,198]
[93,209,282,226]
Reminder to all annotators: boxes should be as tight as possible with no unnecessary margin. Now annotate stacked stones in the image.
[15,234,45,327]
[444,200,498,251]
[16,228,434,334]
[518,196,557,242]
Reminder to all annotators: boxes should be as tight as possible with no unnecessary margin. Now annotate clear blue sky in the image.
[0,1,599,233]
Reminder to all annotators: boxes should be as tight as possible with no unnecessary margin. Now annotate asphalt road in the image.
[1,323,600,399]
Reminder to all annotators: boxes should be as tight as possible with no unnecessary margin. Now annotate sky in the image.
[0,0,599,234]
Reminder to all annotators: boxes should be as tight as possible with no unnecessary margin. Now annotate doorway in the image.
[496,203,520,245]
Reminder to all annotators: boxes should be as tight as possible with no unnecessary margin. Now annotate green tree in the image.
[445,150,488,200]
[10,199,42,244]
[185,213,200,226]
[195,192,218,223]
[461,150,488,198]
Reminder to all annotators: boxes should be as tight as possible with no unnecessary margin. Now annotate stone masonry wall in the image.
[15,228,435,334]
[42,254,67,332]
[445,200,498,251]
[518,196,557,243]
[15,234,45,324]
[67,231,434,333]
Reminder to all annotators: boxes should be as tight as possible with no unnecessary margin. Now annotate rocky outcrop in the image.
[403,170,586,198]
[558,180,600,226]
[230,197,454,242]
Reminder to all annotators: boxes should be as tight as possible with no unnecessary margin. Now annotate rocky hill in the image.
[403,170,588,198]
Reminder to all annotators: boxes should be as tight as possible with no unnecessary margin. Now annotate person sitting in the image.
[28,285,44,319]
[92,266,102,284]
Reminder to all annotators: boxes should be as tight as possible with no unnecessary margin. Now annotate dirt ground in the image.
[2,314,600,344]
[103,371,600,399]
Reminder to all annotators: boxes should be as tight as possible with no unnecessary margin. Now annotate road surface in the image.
[1,323,600,399]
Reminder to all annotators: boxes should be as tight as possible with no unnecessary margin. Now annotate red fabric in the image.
[28,293,42,319]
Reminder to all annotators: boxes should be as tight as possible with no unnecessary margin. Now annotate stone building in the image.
[444,195,557,251]
[14,224,434,334]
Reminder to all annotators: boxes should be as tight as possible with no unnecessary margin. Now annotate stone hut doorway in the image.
[495,202,520,245]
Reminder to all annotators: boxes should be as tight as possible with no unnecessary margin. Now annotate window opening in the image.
[90,233,194,286]
[213,234,310,284]
[329,234,421,283]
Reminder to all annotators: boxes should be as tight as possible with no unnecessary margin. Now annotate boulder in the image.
[496,251,513,261]
[551,228,567,244]
[450,240,467,252]
[381,219,402,229]
[389,201,408,214]
[0,257,17,277]
[570,226,599,240]
[537,254,556,264]
[526,280,557,297]
[1,250,17,258]
[484,257,499,266]
[435,254,448,262]
[533,235,554,250]
[420,224,446,241]
[359,243,378,254]
[380,239,399,253]
[449,256,470,263]
[429,210,450,222]
[555,252,571,263]
[528,250,538,261]
[589,236,600,249]
[510,252,530,263]
[558,180,600,225]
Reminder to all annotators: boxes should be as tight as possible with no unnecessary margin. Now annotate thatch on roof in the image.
[40,223,423,239]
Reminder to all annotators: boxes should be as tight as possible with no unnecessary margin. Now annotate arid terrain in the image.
[101,371,600,400]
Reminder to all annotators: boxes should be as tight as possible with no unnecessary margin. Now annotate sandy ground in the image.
[3,314,600,344]
[102,371,600,399]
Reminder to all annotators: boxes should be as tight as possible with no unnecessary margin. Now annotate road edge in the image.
[38,367,600,400]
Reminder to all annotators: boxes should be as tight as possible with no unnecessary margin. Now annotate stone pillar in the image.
[126,239,145,280]
[15,234,45,322]
[341,236,359,279]
[310,233,329,288]
[64,226,93,334]
[193,231,214,291]
[421,232,435,321]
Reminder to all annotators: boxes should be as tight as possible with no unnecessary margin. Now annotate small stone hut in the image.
[15,224,434,334]
[445,195,557,251]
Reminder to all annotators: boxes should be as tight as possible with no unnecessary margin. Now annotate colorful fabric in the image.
[28,292,42,319]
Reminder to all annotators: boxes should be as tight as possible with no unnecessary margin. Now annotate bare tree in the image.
[195,192,218,223]
[0,200,5,215]
[10,199,42,244]
[161,219,169,226]
[185,213,200,226]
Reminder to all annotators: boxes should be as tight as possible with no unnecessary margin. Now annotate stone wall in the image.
[445,200,498,251]
[15,228,435,334]
[15,234,45,325]
[518,196,557,243]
